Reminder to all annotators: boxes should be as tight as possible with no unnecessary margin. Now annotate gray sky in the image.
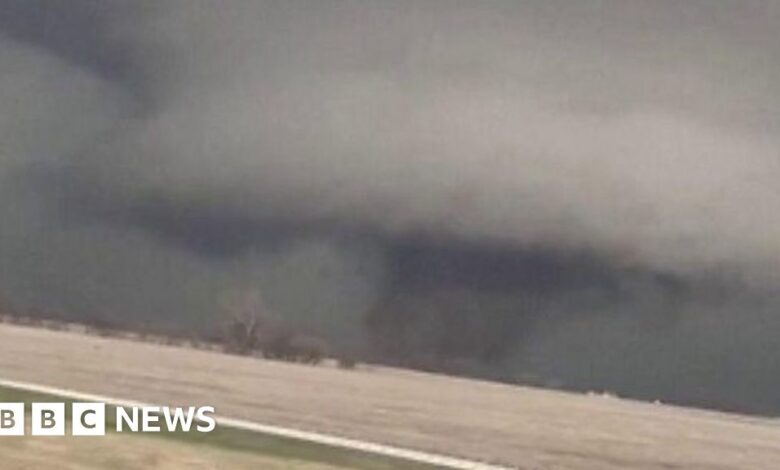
[1,0,780,413]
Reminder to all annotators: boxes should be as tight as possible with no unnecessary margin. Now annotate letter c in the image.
[81,409,97,429]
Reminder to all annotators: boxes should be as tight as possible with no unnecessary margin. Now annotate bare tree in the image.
[221,289,269,355]
[219,288,331,365]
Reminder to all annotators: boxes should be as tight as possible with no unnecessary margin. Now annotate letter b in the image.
[0,403,24,436]
[32,403,65,436]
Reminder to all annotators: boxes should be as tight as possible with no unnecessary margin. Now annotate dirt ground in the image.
[0,432,344,470]
[0,323,778,469]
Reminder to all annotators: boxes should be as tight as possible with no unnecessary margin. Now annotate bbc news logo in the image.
[0,402,216,436]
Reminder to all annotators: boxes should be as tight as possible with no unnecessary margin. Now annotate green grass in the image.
[0,385,443,470]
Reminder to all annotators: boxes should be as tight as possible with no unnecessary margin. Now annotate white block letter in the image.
[196,406,216,433]
[116,407,139,432]
[142,406,161,432]
[32,403,65,436]
[163,407,195,432]
[0,403,24,436]
[72,403,105,436]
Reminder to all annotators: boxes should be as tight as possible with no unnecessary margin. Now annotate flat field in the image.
[0,386,343,470]
[0,426,343,470]
[0,323,778,469]
[0,384,435,470]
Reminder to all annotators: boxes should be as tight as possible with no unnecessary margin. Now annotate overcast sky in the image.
[1,0,779,413]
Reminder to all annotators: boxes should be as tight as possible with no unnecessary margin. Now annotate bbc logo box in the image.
[0,403,24,436]
[0,402,105,436]
[31,403,66,436]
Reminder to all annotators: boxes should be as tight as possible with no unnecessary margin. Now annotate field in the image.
[0,385,340,470]
[0,422,342,470]
[0,385,436,470]
[0,323,779,469]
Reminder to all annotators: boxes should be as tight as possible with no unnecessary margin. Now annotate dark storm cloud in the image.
[2,0,780,413]
[0,0,155,105]
[41,1,780,280]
